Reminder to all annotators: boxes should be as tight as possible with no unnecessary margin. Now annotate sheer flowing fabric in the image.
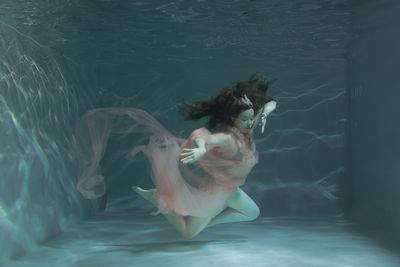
[75,108,258,218]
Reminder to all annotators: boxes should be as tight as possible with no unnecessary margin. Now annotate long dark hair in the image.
[180,73,275,130]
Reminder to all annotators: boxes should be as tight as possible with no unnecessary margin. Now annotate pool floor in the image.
[6,200,400,267]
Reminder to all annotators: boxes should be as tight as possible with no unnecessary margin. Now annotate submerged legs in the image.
[132,186,211,239]
[206,187,260,227]
[132,186,259,238]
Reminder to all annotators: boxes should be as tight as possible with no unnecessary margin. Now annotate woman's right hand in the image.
[181,138,206,164]
[180,146,206,164]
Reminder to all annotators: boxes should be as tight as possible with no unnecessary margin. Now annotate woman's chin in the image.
[240,128,252,134]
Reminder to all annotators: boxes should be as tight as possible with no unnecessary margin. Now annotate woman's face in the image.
[233,108,254,133]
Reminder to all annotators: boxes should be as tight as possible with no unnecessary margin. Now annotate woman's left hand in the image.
[260,113,267,134]
[259,101,277,134]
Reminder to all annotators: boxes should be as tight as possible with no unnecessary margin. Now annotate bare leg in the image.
[132,186,211,239]
[206,187,260,227]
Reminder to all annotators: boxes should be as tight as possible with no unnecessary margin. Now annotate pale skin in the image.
[133,100,277,239]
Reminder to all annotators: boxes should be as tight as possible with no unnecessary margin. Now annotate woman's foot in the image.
[132,186,157,205]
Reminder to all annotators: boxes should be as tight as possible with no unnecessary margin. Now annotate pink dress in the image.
[76,108,258,218]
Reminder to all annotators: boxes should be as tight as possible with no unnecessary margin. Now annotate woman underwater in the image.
[75,73,277,239]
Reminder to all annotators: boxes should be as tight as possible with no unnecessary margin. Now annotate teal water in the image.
[1,0,399,265]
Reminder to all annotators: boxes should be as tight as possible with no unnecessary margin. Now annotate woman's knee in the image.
[181,225,205,240]
[181,230,199,240]
[229,188,260,221]
[181,216,211,239]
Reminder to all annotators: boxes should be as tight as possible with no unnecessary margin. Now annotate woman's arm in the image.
[207,133,235,150]
[180,133,234,164]
[253,100,277,133]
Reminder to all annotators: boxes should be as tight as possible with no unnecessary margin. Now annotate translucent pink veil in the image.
[75,108,181,199]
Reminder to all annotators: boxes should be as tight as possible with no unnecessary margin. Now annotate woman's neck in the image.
[226,126,253,147]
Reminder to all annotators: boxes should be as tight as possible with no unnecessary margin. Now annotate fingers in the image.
[180,147,202,164]
[181,155,196,164]
[180,148,194,161]
[261,118,266,134]
[181,154,195,160]
[180,149,195,163]
[181,159,194,164]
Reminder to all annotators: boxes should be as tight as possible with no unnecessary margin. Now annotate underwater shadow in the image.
[101,237,248,254]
